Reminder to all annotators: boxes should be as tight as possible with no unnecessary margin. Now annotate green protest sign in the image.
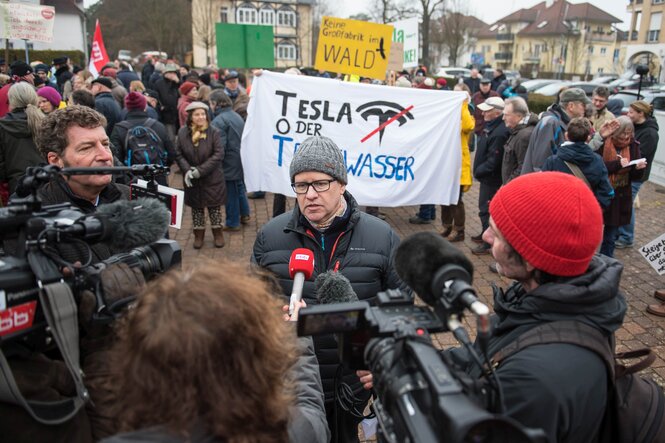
[216,23,274,68]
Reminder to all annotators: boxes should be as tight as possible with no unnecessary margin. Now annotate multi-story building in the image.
[626,0,665,81]
[474,0,623,78]
[191,0,313,69]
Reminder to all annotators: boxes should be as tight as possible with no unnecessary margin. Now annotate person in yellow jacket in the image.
[441,83,474,241]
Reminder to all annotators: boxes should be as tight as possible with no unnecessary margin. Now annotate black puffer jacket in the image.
[634,117,659,182]
[252,193,408,405]
[448,255,627,443]
[473,116,509,187]
[0,109,44,193]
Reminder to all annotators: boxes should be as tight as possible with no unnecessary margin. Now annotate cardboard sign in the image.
[387,42,404,72]
[0,3,55,43]
[315,16,393,80]
[216,23,274,68]
[390,18,419,68]
[639,233,665,276]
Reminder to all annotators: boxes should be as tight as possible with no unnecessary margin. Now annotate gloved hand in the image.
[184,167,200,188]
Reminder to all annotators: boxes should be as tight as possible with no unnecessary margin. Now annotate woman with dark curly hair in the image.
[102,260,329,443]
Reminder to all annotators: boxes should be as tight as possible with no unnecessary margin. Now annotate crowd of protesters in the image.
[0,53,664,443]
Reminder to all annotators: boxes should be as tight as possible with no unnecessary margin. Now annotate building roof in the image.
[476,0,622,38]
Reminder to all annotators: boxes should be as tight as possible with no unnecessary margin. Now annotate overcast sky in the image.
[337,0,631,30]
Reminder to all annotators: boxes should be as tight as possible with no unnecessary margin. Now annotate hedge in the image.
[527,93,556,115]
[2,49,86,67]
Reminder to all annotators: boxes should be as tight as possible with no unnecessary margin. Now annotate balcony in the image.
[494,52,513,61]
[496,33,514,41]
[584,32,617,43]
[523,53,541,63]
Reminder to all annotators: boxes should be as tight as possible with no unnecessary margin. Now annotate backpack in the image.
[491,320,665,443]
[116,119,167,167]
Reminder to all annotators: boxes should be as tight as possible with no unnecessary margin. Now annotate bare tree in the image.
[370,0,413,24]
[430,0,479,67]
[192,0,216,66]
[415,0,445,70]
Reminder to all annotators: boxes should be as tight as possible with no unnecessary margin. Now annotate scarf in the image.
[190,123,208,146]
[602,136,631,189]
[305,196,347,231]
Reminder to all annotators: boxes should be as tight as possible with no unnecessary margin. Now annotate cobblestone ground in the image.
[166,170,665,439]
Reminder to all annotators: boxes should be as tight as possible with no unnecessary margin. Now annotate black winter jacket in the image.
[449,255,627,443]
[501,113,538,183]
[634,117,659,182]
[252,193,408,405]
[110,110,175,168]
[211,107,245,181]
[542,141,615,208]
[94,92,123,136]
[154,77,180,126]
[0,109,44,193]
[473,116,509,187]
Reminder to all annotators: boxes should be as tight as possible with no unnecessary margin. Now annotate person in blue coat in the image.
[542,117,614,208]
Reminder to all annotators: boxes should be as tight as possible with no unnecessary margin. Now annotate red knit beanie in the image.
[489,172,603,277]
[179,81,197,97]
[125,91,147,111]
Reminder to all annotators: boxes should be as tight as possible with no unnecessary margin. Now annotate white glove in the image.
[184,168,198,188]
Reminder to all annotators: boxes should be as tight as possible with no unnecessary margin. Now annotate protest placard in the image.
[315,16,393,79]
[639,233,665,276]
[0,2,55,43]
[216,23,274,68]
[387,42,404,72]
[390,18,419,69]
[241,72,467,206]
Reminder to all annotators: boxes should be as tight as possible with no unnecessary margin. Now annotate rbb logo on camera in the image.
[0,301,37,336]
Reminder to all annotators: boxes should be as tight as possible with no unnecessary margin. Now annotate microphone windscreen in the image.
[289,248,315,279]
[394,232,474,305]
[315,270,359,305]
[96,197,169,251]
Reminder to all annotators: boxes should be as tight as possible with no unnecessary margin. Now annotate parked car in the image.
[521,79,560,92]
[133,51,169,65]
[117,49,132,62]
[608,75,660,91]
[481,68,520,81]
[435,67,471,78]
[593,75,619,84]
[610,89,665,114]
[532,81,571,97]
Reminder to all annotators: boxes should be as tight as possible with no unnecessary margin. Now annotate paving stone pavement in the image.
[167,171,665,392]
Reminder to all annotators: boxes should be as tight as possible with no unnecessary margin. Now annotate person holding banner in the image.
[252,136,408,443]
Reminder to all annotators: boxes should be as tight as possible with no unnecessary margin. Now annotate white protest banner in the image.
[639,233,665,276]
[390,18,419,69]
[0,2,55,43]
[241,71,466,206]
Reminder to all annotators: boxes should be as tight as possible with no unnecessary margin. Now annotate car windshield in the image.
[610,93,642,107]
[534,82,570,96]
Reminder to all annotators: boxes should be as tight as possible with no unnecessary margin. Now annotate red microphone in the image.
[288,248,315,316]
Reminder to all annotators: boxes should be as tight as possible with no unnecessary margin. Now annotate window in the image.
[649,12,662,42]
[259,7,274,25]
[220,6,228,23]
[588,45,594,54]
[600,47,607,55]
[537,20,548,29]
[613,48,620,60]
[237,6,257,24]
[652,96,665,111]
[534,44,541,56]
[277,10,296,27]
[596,26,603,33]
[542,43,548,52]
[277,42,297,60]
[481,45,491,53]
[597,67,604,74]
[654,0,664,4]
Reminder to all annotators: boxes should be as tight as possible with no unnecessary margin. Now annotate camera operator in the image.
[34,105,128,263]
[252,136,408,443]
[449,171,627,443]
[101,260,329,443]
[0,106,154,442]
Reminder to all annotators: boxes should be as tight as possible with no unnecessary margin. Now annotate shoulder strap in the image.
[491,320,616,381]
[143,118,156,129]
[115,120,131,130]
[563,161,593,189]
[0,282,88,424]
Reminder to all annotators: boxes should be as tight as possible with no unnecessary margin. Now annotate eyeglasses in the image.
[291,179,336,194]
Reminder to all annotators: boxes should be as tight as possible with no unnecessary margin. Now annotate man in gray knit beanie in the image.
[252,135,408,443]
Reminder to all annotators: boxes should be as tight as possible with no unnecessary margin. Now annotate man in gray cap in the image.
[252,135,408,443]
[521,87,590,174]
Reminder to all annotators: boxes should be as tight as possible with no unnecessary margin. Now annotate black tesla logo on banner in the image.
[356,101,415,145]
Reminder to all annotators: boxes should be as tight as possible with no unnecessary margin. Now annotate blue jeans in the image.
[417,204,436,220]
[225,180,250,227]
[601,225,619,258]
[617,181,643,245]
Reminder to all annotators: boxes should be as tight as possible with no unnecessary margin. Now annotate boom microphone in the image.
[315,270,359,305]
[95,197,170,251]
[394,231,474,306]
[288,248,315,316]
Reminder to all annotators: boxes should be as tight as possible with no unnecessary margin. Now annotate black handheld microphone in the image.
[315,270,359,305]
